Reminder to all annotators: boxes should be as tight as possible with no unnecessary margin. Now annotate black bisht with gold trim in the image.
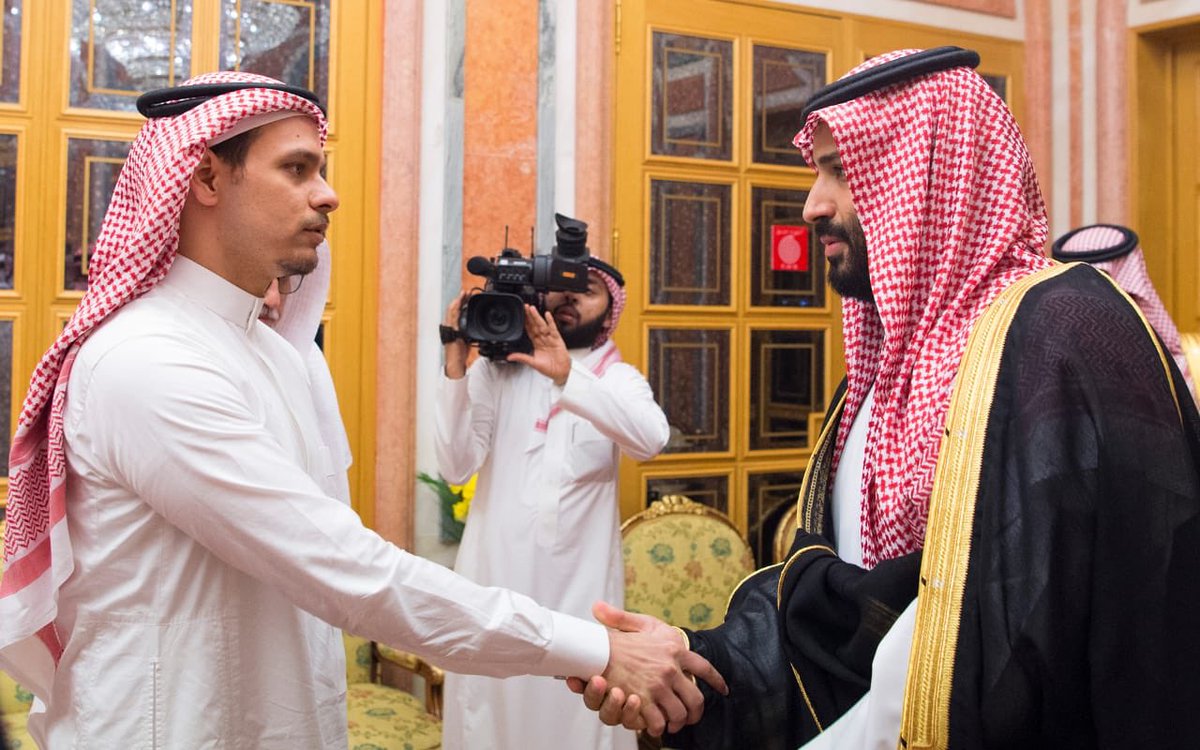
[668,265,1200,749]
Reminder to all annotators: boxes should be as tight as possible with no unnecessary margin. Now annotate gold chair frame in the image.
[773,502,799,563]
[373,644,445,719]
[620,494,742,535]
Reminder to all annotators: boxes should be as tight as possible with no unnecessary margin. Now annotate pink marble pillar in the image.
[1024,0,1054,242]
[1095,0,1128,224]
[575,0,614,261]
[375,0,424,547]
[462,0,539,283]
[1069,0,1082,228]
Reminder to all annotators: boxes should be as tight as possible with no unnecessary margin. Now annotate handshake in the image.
[568,601,727,737]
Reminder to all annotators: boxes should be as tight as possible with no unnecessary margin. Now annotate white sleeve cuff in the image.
[557,359,597,408]
[534,611,610,679]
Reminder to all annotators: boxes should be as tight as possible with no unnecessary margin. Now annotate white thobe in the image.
[39,257,608,749]
[802,385,916,750]
[435,343,670,750]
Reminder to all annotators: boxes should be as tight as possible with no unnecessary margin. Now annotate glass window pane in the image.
[749,328,825,451]
[64,138,131,292]
[751,185,824,308]
[221,0,331,112]
[981,72,1008,102]
[752,45,825,166]
[649,179,731,306]
[651,32,732,160]
[746,471,803,566]
[649,327,730,454]
[0,319,12,476]
[0,1,23,104]
[70,1,193,112]
[0,134,16,290]
[646,474,729,516]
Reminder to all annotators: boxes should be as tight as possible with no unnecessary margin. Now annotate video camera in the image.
[459,213,591,361]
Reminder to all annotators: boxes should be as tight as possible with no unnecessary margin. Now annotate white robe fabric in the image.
[803,384,914,750]
[39,257,609,749]
[435,342,669,750]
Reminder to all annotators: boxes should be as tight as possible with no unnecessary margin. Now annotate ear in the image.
[190,151,222,207]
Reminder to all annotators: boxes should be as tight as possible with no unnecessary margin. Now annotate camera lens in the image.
[464,292,526,344]
[482,304,514,335]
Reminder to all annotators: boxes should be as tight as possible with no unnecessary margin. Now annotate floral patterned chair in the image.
[773,502,799,563]
[344,635,444,750]
[0,668,33,750]
[0,519,441,750]
[0,521,32,750]
[621,495,756,630]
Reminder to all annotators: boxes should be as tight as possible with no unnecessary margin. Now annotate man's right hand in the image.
[568,601,727,737]
[443,291,468,379]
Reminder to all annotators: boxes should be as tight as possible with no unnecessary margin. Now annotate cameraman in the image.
[435,257,670,750]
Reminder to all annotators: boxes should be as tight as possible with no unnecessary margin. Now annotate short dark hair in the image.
[208,127,263,170]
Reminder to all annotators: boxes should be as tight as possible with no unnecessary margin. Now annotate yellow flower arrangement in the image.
[417,471,476,543]
[448,474,476,522]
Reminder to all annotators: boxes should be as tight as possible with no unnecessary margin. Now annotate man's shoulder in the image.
[998,263,1174,397]
[78,293,189,359]
[74,290,223,383]
[1009,263,1149,347]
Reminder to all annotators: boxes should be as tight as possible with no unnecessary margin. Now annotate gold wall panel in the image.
[63,137,130,292]
[69,0,193,111]
[220,0,330,114]
[651,31,733,160]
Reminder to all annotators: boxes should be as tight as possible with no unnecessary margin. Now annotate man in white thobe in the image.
[436,257,670,750]
[0,73,719,749]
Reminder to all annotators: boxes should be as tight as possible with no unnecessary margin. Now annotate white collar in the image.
[159,255,265,334]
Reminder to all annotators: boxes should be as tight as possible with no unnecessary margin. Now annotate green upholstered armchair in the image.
[0,669,33,749]
[0,521,33,749]
[621,495,756,630]
[344,634,444,750]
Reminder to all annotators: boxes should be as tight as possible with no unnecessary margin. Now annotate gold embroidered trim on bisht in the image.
[723,562,784,616]
[800,390,848,535]
[898,263,1072,750]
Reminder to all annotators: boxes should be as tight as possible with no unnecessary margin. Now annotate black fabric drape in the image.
[946,264,1200,749]
[668,566,806,750]
[778,537,920,730]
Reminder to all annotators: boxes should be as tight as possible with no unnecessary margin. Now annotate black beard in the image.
[558,313,607,349]
[280,254,319,277]
[814,215,872,303]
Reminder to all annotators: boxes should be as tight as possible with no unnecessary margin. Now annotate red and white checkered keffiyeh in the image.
[794,49,1053,567]
[0,71,326,685]
[1057,226,1195,397]
[591,267,625,350]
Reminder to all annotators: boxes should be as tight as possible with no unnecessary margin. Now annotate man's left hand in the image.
[506,304,571,386]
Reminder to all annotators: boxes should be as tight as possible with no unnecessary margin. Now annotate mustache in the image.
[813,217,851,242]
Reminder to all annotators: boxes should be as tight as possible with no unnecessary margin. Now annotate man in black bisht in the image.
[575,47,1200,750]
